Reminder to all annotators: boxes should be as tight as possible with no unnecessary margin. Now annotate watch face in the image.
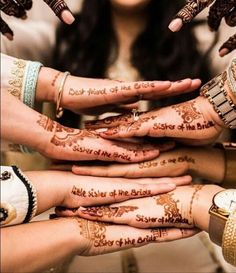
[214,190,236,213]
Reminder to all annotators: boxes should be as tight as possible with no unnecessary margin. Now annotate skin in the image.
[72,146,226,183]
[36,66,201,115]
[2,91,172,163]
[88,96,224,145]
[57,185,223,232]
[1,218,197,273]
[168,0,236,56]
[1,170,193,273]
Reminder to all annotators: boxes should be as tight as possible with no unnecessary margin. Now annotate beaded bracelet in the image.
[22,61,43,109]
[0,166,37,226]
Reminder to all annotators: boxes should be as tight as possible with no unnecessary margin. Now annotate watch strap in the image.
[209,205,227,246]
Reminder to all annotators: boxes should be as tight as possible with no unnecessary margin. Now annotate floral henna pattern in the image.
[80,206,139,218]
[155,193,191,225]
[172,101,202,124]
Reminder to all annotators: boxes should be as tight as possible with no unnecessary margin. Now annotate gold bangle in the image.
[221,143,236,188]
[222,210,236,266]
[56,71,70,118]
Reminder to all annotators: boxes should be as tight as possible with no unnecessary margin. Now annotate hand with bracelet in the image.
[1,166,193,272]
[0,0,75,40]
[87,60,236,145]
[58,185,236,266]
[168,0,236,57]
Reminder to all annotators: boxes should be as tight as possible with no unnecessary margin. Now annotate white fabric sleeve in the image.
[0,166,37,227]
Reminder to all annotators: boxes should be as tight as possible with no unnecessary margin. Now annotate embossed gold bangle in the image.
[56,71,70,118]
[222,210,236,266]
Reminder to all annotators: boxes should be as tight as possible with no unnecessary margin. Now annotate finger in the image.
[0,0,26,18]
[43,0,75,24]
[225,7,236,27]
[57,178,177,209]
[73,218,198,255]
[219,33,236,57]
[0,17,14,40]
[208,0,236,30]
[169,0,213,32]
[85,113,134,129]
[143,78,201,100]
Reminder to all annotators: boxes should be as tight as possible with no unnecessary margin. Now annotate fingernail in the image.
[168,18,183,32]
[4,33,14,41]
[61,10,75,25]
[95,128,108,133]
[219,48,229,57]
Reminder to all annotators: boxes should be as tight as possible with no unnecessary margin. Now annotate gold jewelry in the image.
[222,210,236,266]
[56,71,70,118]
[209,189,236,246]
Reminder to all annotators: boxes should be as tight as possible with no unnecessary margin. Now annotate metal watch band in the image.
[209,205,227,246]
[222,210,236,266]
[201,77,236,129]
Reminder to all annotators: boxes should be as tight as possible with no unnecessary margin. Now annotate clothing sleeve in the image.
[0,166,37,227]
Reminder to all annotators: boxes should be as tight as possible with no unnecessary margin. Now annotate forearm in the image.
[187,147,225,183]
[1,218,79,273]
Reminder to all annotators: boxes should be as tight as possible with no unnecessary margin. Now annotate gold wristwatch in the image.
[209,189,236,246]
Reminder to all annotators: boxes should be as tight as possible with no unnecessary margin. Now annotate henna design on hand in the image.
[208,0,236,30]
[71,186,152,198]
[37,115,56,132]
[172,101,202,124]
[219,34,236,54]
[176,0,212,23]
[0,0,31,17]
[138,155,195,169]
[79,206,139,218]
[43,0,69,17]
[155,193,191,225]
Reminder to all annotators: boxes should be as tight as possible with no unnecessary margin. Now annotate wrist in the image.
[36,67,59,103]
[193,185,223,231]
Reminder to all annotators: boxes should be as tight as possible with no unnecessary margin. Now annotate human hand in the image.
[168,0,236,57]
[86,96,224,145]
[36,114,174,163]
[26,170,192,215]
[0,0,74,40]
[72,146,225,183]
[67,217,198,256]
[36,68,201,115]
[58,185,223,233]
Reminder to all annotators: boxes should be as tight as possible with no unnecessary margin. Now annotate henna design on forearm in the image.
[139,155,195,169]
[51,72,61,87]
[189,185,204,218]
[172,101,202,124]
[37,115,56,132]
[79,206,138,218]
[155,193,191,225]
[71,186,151,198]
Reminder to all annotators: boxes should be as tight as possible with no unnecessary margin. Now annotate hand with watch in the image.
[59,185,236,266]
[209,189,236,266]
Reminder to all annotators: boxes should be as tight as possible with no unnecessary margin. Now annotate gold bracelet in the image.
[222,210,236,266]
[56,71,70,118]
